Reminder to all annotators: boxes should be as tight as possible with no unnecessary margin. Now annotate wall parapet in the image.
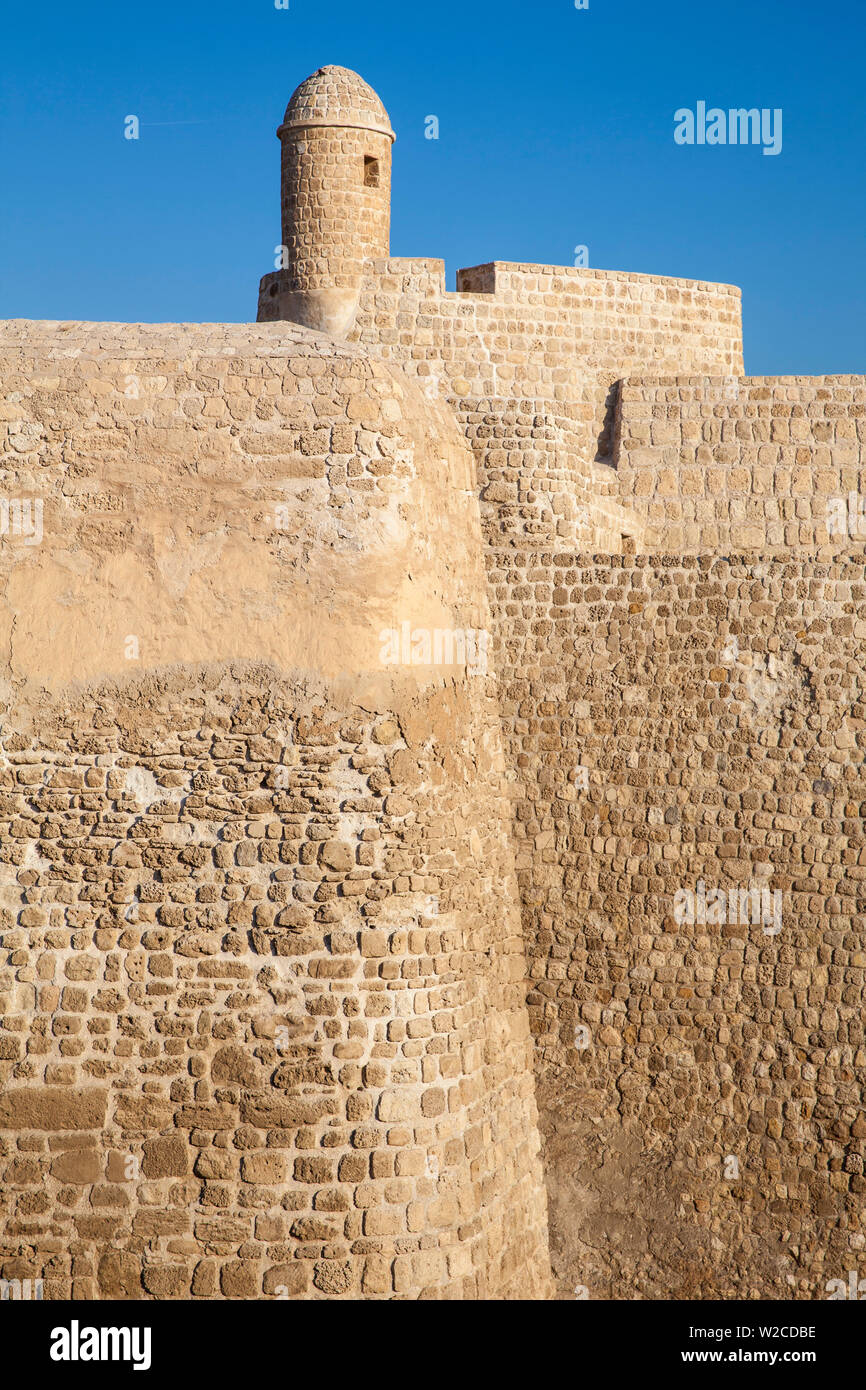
[457,260,743,298]
[615,373,866,553]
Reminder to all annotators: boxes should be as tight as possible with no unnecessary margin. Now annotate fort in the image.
[0,64,863,1300]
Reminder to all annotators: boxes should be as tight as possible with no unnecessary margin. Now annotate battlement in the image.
[456,259,742,298]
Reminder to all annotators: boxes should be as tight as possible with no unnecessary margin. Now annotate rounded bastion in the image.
[0,318,552,1301]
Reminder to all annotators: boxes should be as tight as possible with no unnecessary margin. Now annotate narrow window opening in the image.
[364,156,380,188]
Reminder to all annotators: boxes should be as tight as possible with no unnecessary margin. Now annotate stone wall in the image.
[616,376,866,552]
[0,671,550,1301]
[3,261,864,1304]
[485,549,866,1298]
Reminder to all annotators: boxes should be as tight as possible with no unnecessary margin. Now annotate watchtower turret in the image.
[262,65,395,336]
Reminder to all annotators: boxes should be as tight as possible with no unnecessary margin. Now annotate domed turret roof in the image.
[279,65,395,141]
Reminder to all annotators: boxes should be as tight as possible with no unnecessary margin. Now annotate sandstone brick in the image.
[50,1149,101,1184]
[141,1138,189,1179]
[0,1088,107,1131]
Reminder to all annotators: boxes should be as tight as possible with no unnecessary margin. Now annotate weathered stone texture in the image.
[488,552,865,1297]
[616,376,866,552]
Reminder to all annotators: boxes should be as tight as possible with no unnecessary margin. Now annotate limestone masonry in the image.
[0,65,863,1300]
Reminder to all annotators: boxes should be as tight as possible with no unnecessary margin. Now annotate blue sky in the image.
[1,0,863,374]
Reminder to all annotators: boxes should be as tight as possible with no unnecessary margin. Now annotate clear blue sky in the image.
[1,0,863,374]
